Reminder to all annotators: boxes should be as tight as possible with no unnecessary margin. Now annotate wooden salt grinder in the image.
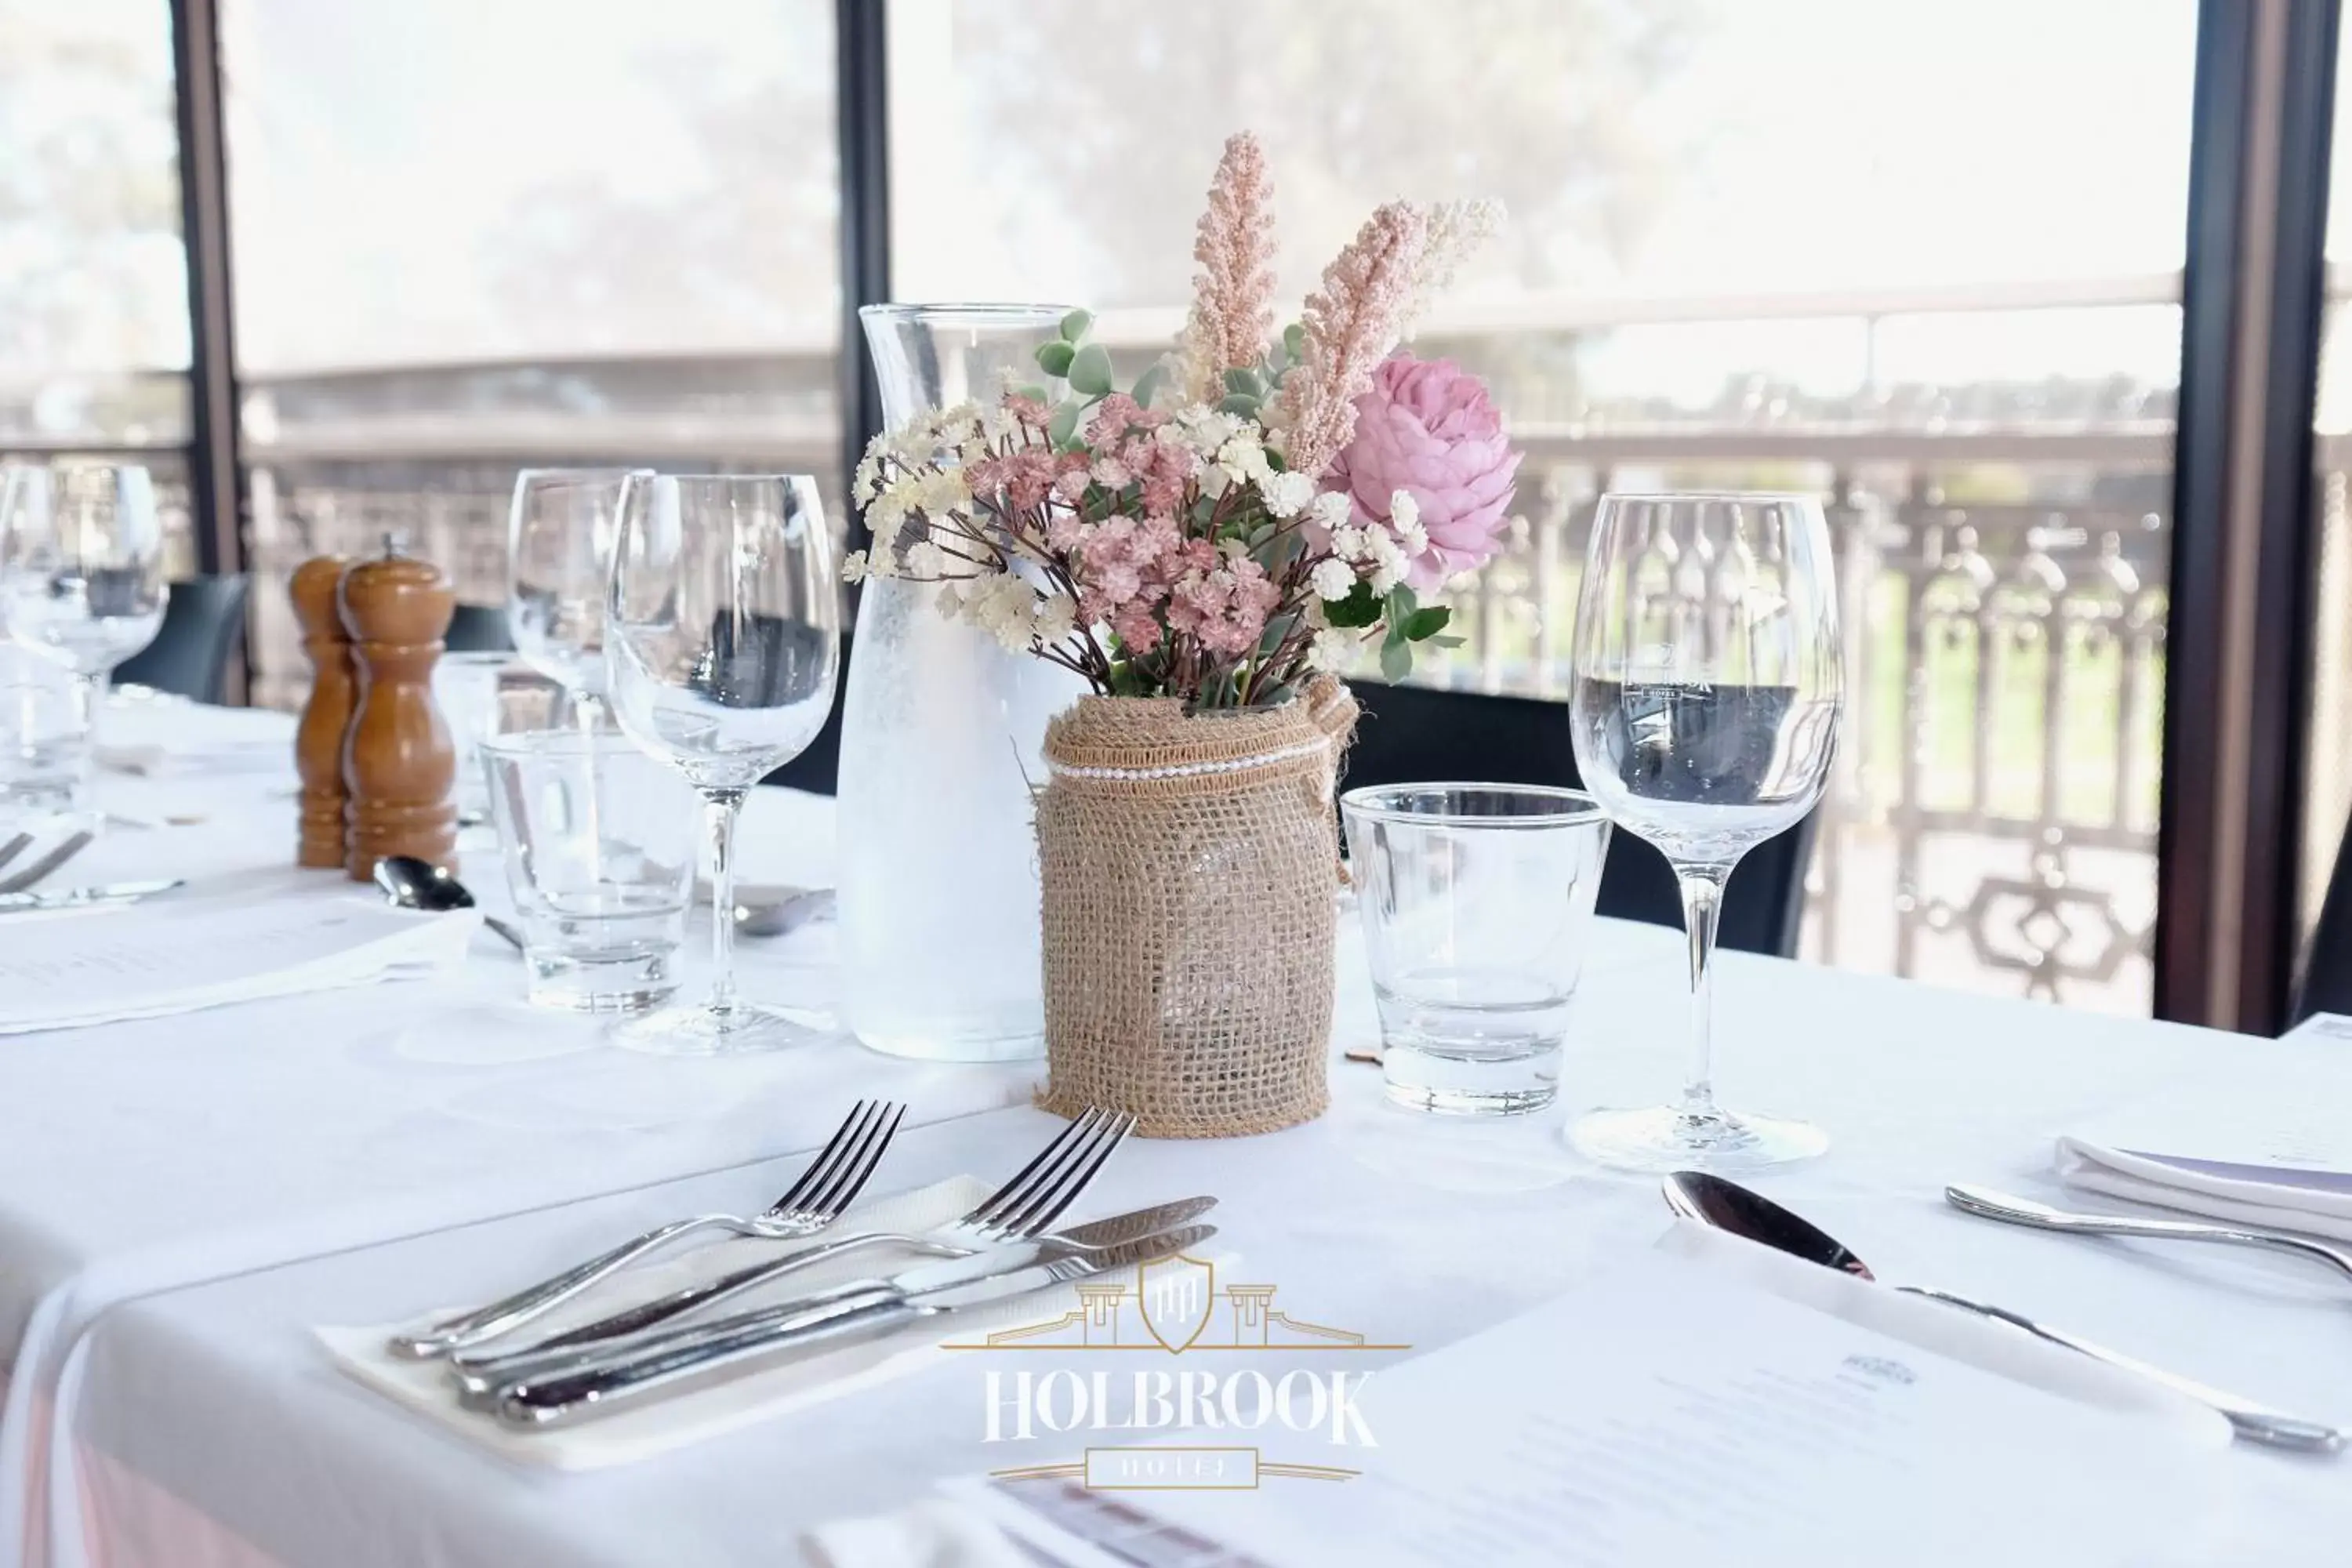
[291,555,357,869]
[338,546,459,880]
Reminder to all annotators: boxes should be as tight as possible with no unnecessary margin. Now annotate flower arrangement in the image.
[848,132,1521,709]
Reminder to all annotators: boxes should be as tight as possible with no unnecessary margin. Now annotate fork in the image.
[0,829,92,895]
[0,833,31,877]
[447,1109,1137,1397]
[389,1099,907,1359]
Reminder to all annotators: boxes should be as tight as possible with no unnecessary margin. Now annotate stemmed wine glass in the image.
[1566,492,1842,1171]
[0,461,166,800]
[507,467,650,714]
[604,473,840,1054]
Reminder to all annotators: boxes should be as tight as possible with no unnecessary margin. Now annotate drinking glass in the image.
[604,473,840,1054]
[1566,492,1842,1171]
[480,727,698,1011]
[1341,784,1611,1115]
[433,650,515,827]
[0,462,165,806]
[507,467,649,709]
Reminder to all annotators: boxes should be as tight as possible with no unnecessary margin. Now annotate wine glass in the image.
[604,473,840,1054]
[507,467,650,711]
[0,461,166,794]
[1566,492,1842,1171]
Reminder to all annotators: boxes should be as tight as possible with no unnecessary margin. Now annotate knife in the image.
[449,1196,1218,1403]
[495,1221,1217,1429]
[0,877,182,913]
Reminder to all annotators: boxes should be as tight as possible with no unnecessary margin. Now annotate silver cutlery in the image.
[391,1100,907,1359]
[0,877,183,913]
[447,1109,1145,1397]
[450,1184,1192,1405]
[0,832,31,875]
[0,829,92,895]
[1664,1171,2342,1453]
[1945,1184,2352,1285]
[372,855,526,953]
[495,1221,1217,1429]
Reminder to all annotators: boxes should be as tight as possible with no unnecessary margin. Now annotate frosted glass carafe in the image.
[839,305,1084,1060]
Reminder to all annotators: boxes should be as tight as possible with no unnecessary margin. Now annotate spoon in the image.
[373,856,526,953]
[1945,1184,2352,1285]
[1662,1171,2343,1453]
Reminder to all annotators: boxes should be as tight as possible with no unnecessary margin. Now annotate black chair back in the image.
[1342,679,1813,958]
[444,602,515,653]
[113,575,250,705]
[2296,812,2352,1025]
[758,630,851,796]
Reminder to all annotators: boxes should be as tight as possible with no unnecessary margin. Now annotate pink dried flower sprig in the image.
[847,132,1515,705]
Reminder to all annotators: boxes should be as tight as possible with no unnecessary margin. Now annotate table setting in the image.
[0,131,2348,1568]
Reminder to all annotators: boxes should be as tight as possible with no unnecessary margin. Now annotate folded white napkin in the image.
[2054,1023,2352,1241]
[1653,1219,2231,1446]
[2055,1139,2352,1243]
[801,1500,1033,1568]
[0,895,475,1033]
[324,1177,1207,1472]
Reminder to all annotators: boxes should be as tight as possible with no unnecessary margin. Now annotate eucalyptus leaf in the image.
[1217,393,1261,418]
[1060,308,1094,343]
[1379,636,1412,683]
[1047,401,1081,448]
[1283,321,1306,358]
[1323,580,1383,629]
[1014,383,1048,405]
[1034,340,1076,379]
[1385,584,1421,622]
[1068,343,1114,397]
[1402,605,1452,641]
[1223,366,1265,397]
[1131,361,1169,410]
[1428,633,1467,649]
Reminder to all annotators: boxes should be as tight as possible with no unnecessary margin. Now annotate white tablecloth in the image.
[0,703,1036,1564]
[11,702,2352,1566]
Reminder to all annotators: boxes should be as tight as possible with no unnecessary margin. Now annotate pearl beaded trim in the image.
[1046,735,1332,782]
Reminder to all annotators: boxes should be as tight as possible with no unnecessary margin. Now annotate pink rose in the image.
[1326,355,1520,590]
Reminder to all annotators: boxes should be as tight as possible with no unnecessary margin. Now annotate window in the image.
[887,0,2197,1013]
[0,0,195,573]
[220,0,843,706]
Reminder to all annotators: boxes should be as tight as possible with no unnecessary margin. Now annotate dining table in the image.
[2,696,2348,1567]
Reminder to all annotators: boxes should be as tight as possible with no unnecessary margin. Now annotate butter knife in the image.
[0,878,183,913]
[495,1221,1217,1428]
[449,1196,1218,1403]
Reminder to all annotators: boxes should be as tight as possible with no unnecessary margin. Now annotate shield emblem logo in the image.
[1136,1255,1215,1353]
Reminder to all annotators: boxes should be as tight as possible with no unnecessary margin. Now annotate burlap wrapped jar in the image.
[1033,677,1358,1138]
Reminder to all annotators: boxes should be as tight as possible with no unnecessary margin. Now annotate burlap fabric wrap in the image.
[1035,676,1359,1137]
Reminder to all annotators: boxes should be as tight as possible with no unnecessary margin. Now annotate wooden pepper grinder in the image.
[338,540,459,881]
[291,554,356,869]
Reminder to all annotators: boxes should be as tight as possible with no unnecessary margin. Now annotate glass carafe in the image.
[840,304,1085,1060]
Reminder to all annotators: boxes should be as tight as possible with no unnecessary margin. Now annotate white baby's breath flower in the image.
[1330,525,1367,562]
[935,583,965,622]
[1367,528,1409,596]
[1260,470,1316,519]
[1388,489,1421,531]
[841,550,869,584]
[1308,490,1355,530]
[904,539,950,578]
[1216,435,1272,488]
[1399,520,1430,558]
[1309,626,1359,670]
[1308,557,1357,601]
[1199,465,1231,500]
[1033,590,1078,644]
